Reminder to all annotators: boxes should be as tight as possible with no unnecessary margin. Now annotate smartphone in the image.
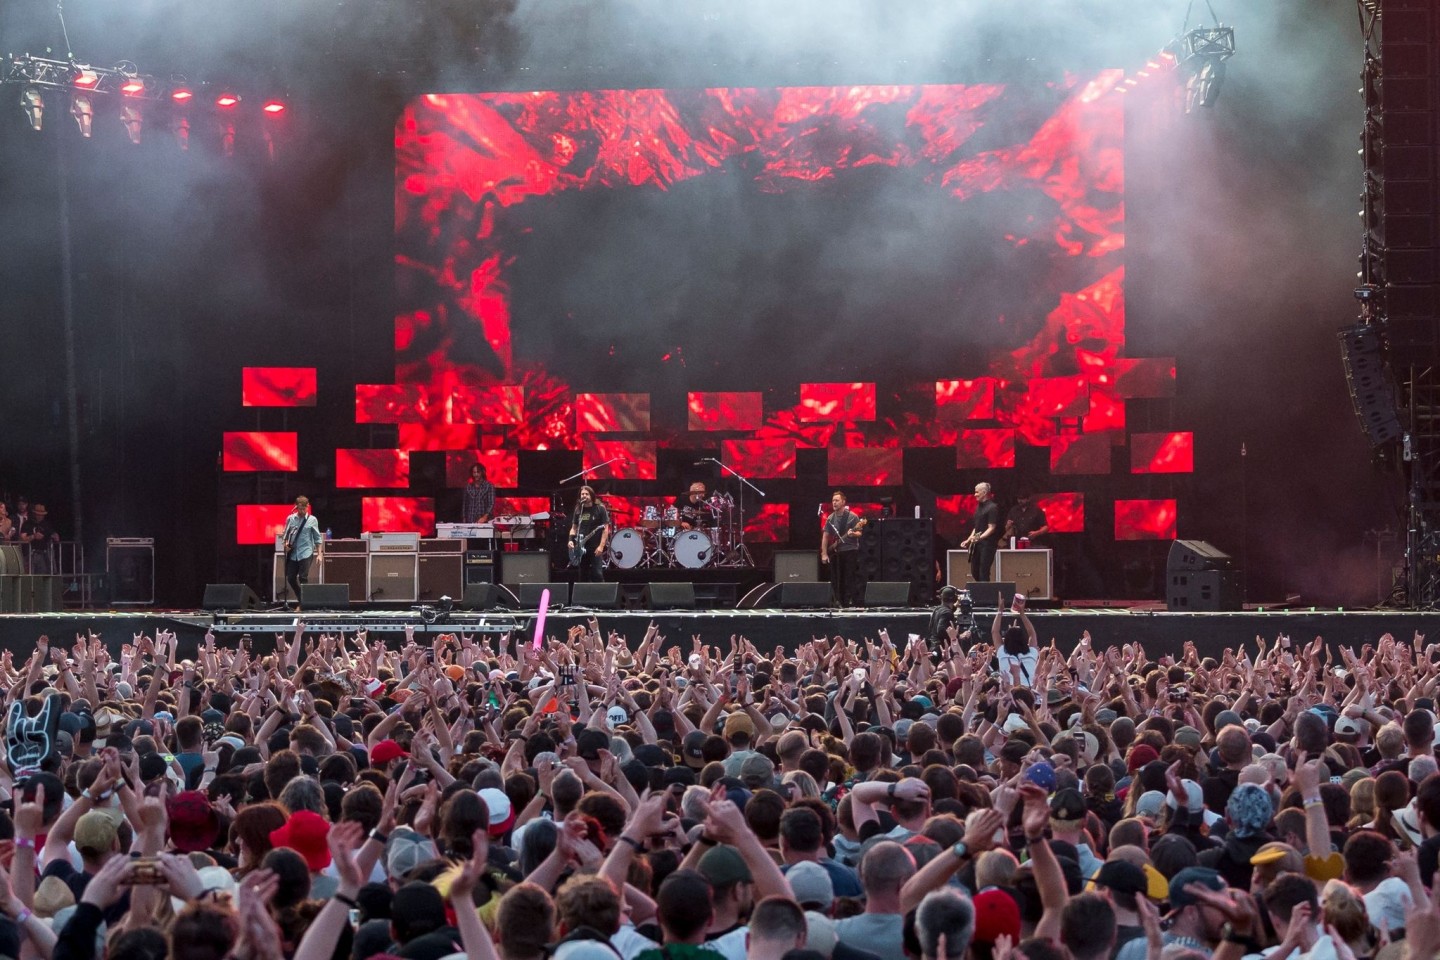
[127,857,162,885]
[1011,593,1027,613]
[350,697,365,707]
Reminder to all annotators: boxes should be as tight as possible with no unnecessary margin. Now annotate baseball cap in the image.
[724,712,755,739]
[478,787,515,837]
[1091,860,1147,896]
[1024,761,1056,792]
[786,861,834,910]
[1049,788,1086,828]
[740,753,776,790]
[971,888,1022,945]
[575,729,610,762]
[370,739,408,766]
[682,730,707,769]
[1168,866,1225,908]
[73,810,118,857]
[697,845,752,886]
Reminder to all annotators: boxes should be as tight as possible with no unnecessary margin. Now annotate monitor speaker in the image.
[501,552,552,586]
[203,583,262,610]
[571,582,621,609]
[519,582,569,608]
[459,583,513,610]
[967,581,1016,608]
[864,581,912,607]
[1166,540,1233,572]
[780,582,832,608]
[367,553,417,603]
[773,550,819,583]
[643,582,696,609]
[417,553,464,602]
[300,583,350,610]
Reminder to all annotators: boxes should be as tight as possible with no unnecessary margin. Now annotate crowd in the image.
[0,608,1438,960]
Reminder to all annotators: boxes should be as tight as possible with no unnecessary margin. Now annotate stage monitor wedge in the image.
[519,582,569,608]
[571,582,621,609]
[967,581,1017,609]
[780,582,832,608]
[203,583,262,611]
[459,583,515,611]
[644,582,696,610]
[864,581,912,607]
[300,583,350,610]
[1167,540,1233,572]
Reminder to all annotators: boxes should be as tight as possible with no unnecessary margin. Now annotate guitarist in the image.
[567,485,611,582]
[960,481,1000,582]
[820,490,865,606]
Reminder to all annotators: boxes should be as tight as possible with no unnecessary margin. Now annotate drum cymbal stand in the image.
[700,456,760,568]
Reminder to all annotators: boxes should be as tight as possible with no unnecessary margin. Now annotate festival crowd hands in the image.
[0,620,1435,959]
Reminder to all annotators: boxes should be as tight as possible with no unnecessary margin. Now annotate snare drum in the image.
[641,505,661,530]
[674,529,713,569]
[608,528,646,569]
[661,506,680,538]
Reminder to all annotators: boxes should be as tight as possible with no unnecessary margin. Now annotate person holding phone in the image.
[992,595,1038,684]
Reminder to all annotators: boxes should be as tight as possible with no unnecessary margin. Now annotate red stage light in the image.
[216,94,240,108]
[121,78,145,96]
[262,101,286,114]
[72,70,99,89]
[171,88,194,103]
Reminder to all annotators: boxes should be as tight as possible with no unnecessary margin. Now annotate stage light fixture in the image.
[20,86,43,131]
[1168,21,1235,113]
[216,93,239,108]
[171,87,193,103]
[120,101,143,144]
[72,68,99,90]
[70,93,93,137]
[262,100,285,114]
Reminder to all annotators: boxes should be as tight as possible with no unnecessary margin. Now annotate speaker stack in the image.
[876,518,934,606]
[1166,539,1241,611]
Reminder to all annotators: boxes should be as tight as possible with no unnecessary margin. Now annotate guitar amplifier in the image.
[366,532,421,553]
[420,538,464,555]
[368,552,417,603]
[417,553,464,602]
[323,554,368,603]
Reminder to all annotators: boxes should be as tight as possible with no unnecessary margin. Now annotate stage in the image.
[5,606,1439,662]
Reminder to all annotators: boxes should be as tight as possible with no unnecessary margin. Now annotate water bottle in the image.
[325,528,333,541]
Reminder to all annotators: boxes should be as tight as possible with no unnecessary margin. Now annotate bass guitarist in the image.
[567,485,611,582]
[819,490,866,607]
[960,481,1000,582]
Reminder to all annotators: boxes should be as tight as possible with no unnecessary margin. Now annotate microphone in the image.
[693,460,708,466]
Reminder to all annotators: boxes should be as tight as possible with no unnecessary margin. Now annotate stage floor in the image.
[4,605,1440,660]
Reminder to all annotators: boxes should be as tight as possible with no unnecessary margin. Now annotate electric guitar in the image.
[823,516,867,552]
[569,526,606,567]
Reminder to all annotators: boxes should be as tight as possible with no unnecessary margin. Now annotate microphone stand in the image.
[698,457,762,567]
[552,457,625,578]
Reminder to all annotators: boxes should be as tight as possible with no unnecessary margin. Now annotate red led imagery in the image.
[236,505,295,545]
[243,368,316,407]
[223,432,298,472]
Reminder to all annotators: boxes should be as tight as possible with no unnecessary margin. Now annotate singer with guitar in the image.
[960,481,1000,582]
[280,496,324,611]
[820,490,866,606]
[568,485,611,582]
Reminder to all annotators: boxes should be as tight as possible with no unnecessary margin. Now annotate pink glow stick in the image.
[532,589,551,650]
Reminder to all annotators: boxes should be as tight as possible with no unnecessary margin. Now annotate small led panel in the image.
[582,439,658,480]
[1034,492,1085,532]
[720,439,797,479]
[444,451,520,487]
[799,383,877,422]
[744,503,791,543]
[956,429,1015,469]
[935,379,996,421]
[223,432,298,472]
[361,497,435,534]
[448,384,523,425]
[242,367,316,407]
[355,384,426,423]
[688,392,764,432]
[575,393,650,433]
[398,424,478,452]
[1114,499,1177,540]
[236,505,295,545]
[335,450,410,488]
[827,448,902,486]
[1130,432,1194,474]
[1050,433,1111,474]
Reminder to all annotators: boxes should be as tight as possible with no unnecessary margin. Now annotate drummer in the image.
[678,481,712,531]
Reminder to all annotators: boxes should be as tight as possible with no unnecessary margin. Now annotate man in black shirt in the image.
[678,481,711,531]
[820,491,865,606]
[1004,492,1050,545]
[961,482,1000,582]
[568,486,611,583]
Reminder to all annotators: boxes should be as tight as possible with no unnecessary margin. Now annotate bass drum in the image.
[608,528,646,569]
[673,529,713,569]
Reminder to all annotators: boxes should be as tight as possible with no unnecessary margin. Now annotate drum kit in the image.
[607,492,752,569]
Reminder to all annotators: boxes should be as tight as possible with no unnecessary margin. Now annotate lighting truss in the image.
[1167,0,1236,113]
